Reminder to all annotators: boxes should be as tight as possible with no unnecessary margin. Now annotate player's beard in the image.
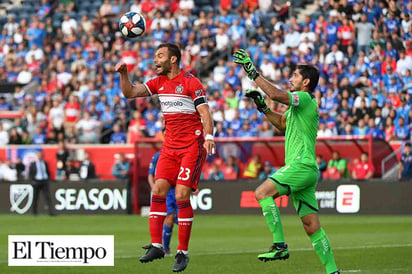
[157,60,172,76]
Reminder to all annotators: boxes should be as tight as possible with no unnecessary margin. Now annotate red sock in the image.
[177,200,193,251]
[149,195,167,245]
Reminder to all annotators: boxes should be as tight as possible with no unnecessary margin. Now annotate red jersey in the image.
[145,70,207,148]
[64,102,81,123]
[337,25,354,46]
[353,162,374,179]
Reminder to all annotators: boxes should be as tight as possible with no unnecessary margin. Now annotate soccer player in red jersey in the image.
[115,43,215,272]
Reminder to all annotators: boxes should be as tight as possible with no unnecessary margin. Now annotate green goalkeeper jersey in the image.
[284,91,319,168]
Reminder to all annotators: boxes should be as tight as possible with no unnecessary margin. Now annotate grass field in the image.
[1,214,412,274]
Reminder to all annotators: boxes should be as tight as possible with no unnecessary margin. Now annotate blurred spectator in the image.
[32,127,46,145]
[352,152,375,180]
[0,123,9,145]
[258,161,276,180]
[11,158,25,180]
[243,154,262,179]
[56,141,71,169]
[110,123,127,144]
[356,14,375,53]
[207,163,224,181]
[29,151,54,215]
[55,160,67,181]
[317,154,327,180]
[398,143,412,180]
[222,155,240,180]
[65,160,80,181]
[76,111,101,144]
[112,153,130,179]
[79,152,96,180]
[258,120,274,137]
[0,159,17,181]
[127,110,147,143]
[8,128,23,144]
[318,122,332,137]
[327,151,349,179]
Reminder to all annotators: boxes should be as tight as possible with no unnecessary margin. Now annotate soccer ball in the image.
[118,12,146,38]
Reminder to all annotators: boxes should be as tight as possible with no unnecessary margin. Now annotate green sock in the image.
[258,197,284,243]
[310,228,338,274]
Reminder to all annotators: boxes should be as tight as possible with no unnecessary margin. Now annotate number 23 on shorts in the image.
[178,167,191,181]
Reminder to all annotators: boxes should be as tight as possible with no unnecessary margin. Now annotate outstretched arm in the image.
[233,49,289,105]
[254,76,290,105]
[115,62,150,98]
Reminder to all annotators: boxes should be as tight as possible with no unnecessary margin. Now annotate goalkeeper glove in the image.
[233,49,260,80]
[245,89,270,114]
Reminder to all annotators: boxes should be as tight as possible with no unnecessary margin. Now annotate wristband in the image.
[205,134,214,141]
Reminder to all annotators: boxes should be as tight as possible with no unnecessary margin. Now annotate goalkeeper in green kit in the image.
[233,49,339,274]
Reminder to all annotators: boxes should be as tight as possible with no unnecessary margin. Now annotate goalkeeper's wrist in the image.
[259,105,270,114]
[248,70,260,81]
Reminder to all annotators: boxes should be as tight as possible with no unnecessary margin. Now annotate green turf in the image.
[1,214,412,273]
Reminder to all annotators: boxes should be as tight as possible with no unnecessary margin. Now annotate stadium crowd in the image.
[0,0,411,146]
[0,0,411,180]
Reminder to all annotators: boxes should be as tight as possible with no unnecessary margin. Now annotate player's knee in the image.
[152,184,167,197]
[302,215,321,235]
[174,188,191,201]
[255,187,268,201]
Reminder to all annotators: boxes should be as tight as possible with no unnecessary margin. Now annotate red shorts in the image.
[155,140,206,190]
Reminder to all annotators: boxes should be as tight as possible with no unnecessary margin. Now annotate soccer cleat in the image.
[164,248,171,257]
[139,244,165,263]
[172,251,189,272]
[258,243,290,262]
[330,272,340,274]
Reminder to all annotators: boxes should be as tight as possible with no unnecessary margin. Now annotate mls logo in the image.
[10,184,33,214]
[175,85,184,94]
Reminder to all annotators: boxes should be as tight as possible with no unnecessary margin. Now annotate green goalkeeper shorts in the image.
[269,162,319,217]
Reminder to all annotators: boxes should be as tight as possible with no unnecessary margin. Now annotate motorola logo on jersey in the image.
[161,101,184,107]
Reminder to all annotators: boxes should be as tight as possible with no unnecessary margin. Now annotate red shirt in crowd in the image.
[64,101,81,123]
[353,161,375,179]
[337,25,354,46]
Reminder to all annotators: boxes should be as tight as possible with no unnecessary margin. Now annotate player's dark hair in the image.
[157,43,181,64]
[296,64,319,93]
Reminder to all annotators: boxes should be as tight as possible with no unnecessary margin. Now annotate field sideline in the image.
[1,215,412,274]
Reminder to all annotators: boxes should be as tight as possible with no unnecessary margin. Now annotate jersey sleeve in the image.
[148,152,160,176]
[189,77,208,108]
[144,77,160,96]
[287,91,312,108]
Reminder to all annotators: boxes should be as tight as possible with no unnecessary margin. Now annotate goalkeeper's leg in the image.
[302,214,339,274]
[255,180,289,261]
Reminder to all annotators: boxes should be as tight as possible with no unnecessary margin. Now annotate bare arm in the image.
[115,62,150,98]
[398,162,403,179]
[366,171,374,179]
[264,110,287,132]
[148,174,155,190]
[197,104,216,155]
[254,76,290,105]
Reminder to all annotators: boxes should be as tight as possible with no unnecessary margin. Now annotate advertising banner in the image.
[189,180,412,215]
[1,180,129,215]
